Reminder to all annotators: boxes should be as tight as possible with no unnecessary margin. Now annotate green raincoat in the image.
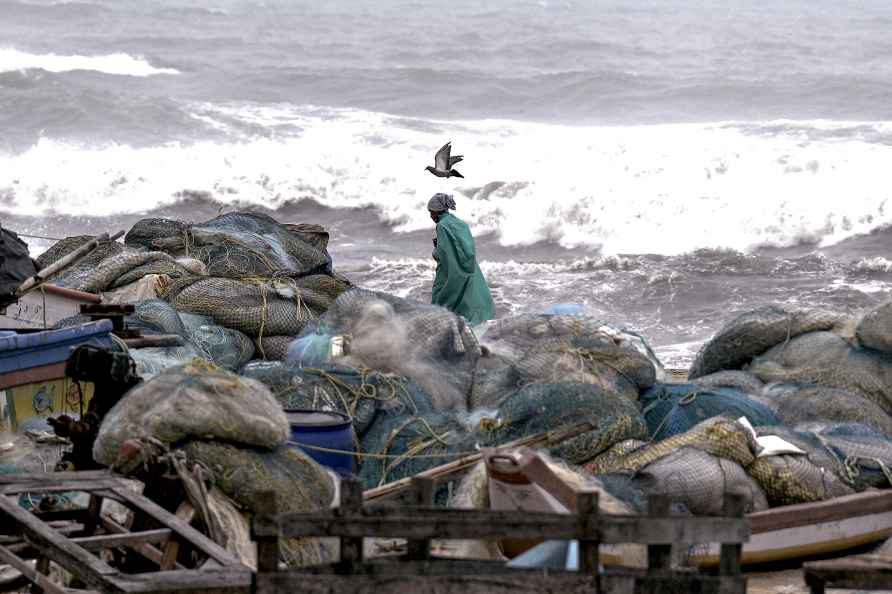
[431,212,495,326]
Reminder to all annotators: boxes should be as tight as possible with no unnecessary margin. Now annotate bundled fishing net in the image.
[513,336,656,401]
[690,370,765,395]
[36,235,124,288]
[478,383,648,465]
[313,288,481,411]
[629,446,769,515]
[94,360,289,468]
[160,276,321,337]
[585,417,758,475]
[810,423,892,490]
[253,335,294,361]
[470,363,522,410]
[478,314,665,380]
[745,425,855,506]
[241,362,434,436]
[179,440,337,568]
[749,331,892,415]
[856,301,892,354]
[639,383,778,441]
[130,344,204,379]
[358,411,476,489]
[762,382,892,436]
[134,299,255,370]
[125,212,333,278]
[688,305,848,379]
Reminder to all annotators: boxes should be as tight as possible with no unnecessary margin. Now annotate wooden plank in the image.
[266,509,747,544]
[0,543,68,594]
[0,471,113,484]
[252,492,280,574]
[122,335,184,349]
[719,494,744,578]
[160,502,195,571]
[363,422,595,502]
[577,490,599,575]
[106,568,252,594]
[75,529,173,552]
[647,495,672,572]
[406,477,436,561]
[337,480,364,574]
[0,494,121,593]
[109,486,243,567]
[748,489,892,534]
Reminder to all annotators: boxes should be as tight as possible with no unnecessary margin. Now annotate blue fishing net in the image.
[641,383,779,441]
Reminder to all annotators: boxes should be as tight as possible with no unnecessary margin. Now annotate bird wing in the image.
[449,155,463,167]
[434,142,452,170]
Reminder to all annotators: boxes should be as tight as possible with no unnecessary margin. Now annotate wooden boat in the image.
[0,284,100,330]
[485,448,892,567]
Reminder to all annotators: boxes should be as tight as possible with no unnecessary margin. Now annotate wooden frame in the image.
[252,478,749,594]
[0,471,251,594]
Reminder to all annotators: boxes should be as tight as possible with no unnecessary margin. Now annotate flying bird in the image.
[426,141,464,178]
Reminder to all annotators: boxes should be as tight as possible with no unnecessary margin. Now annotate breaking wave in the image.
[0,48,179,76]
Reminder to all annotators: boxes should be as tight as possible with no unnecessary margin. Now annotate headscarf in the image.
[427,193,456,213]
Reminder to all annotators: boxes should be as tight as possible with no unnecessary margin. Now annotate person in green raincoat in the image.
[428,193,495,326]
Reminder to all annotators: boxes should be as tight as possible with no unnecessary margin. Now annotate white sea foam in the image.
[0,48,179,76]
[2,103,892,256]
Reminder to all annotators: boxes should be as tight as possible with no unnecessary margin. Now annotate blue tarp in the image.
[0,319,114,374]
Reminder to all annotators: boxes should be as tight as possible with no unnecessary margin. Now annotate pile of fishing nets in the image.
[93,360,337,568]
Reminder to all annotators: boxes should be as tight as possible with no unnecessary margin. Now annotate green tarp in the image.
[431,213,495,326]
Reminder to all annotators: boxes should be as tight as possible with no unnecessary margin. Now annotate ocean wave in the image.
[0,48,179,76]
[852,257,892,273]
[2,104,892,256]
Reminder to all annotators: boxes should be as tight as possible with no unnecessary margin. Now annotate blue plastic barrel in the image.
[285,409,355,476]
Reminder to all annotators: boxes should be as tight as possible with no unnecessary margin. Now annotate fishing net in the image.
[252,335,294,361]
[629,446,769,515]
[857,301,892,354]
[470,363,522,410]
[125,212,333,278]
[639,383,779,442]
[763,382,892,436]
[688,305,848,379]
[477,383,649,465]
[478,314,666,381]
[36,235,124,289]
[130,344,205,379]
[745,425,855,506]
[811,423,892,490]
[358,411,476,490]
[94,360,289,468]
[134,299,255,370]
[313,288,481,411]
[179,439,337,568]
[513,336,656,402]
[749,331,892,415]
[240,362,435,437]
[585,417,758,475]
[161,276,319,337]
[690,370,765,395]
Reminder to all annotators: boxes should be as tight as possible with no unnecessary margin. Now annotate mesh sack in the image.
[179,439,336,568]
[640,383,779,441]
[513,337,655,402]
[689,306,847,379]
[478,383,649,465]
[94,360,289,468]
[191,325,255,370]
[630,446,768,515]
[763,382,892,436]
[313,288,481,411]
[586,417,759,475]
